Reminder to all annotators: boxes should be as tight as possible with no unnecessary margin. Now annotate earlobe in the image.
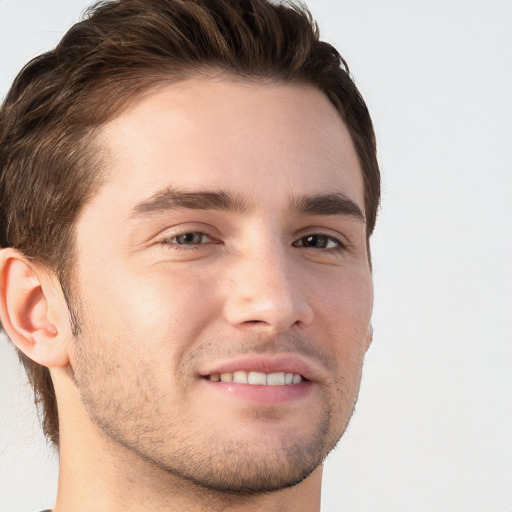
[0,248,70,368]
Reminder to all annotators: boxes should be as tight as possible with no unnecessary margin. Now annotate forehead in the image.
[88,77,364,215]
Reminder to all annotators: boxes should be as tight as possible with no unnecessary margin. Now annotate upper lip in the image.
[197,353,326,382]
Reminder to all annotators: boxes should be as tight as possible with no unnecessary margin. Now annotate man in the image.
[0,0,380,510]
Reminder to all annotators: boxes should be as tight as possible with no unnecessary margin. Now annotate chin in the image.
[135,412,341,495]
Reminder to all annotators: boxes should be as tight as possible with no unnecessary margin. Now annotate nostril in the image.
[239,320,267,329]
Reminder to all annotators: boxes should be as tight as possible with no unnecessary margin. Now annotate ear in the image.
[0,248,72,368]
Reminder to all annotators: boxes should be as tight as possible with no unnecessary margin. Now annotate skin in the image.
[0,77,373,511]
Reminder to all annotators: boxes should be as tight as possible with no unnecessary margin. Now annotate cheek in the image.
[312,268,373,370]
[71,266,223,415]
[77,263,222,355]
[314,263,372,325]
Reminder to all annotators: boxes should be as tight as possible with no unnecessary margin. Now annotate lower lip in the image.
[200,379,313,405]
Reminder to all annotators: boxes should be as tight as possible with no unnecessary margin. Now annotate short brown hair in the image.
[0,0,380,447]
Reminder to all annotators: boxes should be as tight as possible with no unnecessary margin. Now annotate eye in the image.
[293,234,344,250]
[167,232,213,245]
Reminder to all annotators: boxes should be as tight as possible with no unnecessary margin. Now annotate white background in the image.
[1,1,511,511]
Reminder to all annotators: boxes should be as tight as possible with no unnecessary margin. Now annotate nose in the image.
[223,244,314,334]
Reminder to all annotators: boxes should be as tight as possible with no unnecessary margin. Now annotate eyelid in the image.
[156,224,220,246]
[294,226,349,246]
[294,234,346,249]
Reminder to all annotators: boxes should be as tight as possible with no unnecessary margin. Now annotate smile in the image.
[207,371,304,385]
[199,356,317,405]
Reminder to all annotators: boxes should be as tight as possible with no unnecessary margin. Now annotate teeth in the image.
[232,371,248,384]
[267,372,285,385]
[208,371,303,385]
[248,371,267,385]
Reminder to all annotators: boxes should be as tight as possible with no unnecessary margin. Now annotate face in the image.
[69,77,373,493]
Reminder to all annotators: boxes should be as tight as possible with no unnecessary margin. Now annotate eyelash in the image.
[292,233,346,251]
[160,230,347,252]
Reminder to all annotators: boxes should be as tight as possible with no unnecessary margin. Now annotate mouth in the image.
[198,353,320,383]
[197,354,319,405]
[205,371,305,385]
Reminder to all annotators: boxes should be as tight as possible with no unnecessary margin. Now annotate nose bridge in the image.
[224,234,313,332]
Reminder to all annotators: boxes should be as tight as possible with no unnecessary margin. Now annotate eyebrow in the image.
[290,193,365,222]
[131,187,364,222]
[132,188,249,216]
